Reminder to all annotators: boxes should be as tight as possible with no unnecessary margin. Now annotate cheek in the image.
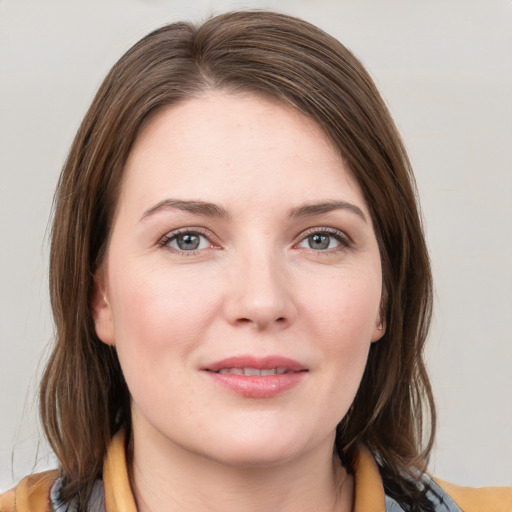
[298,271,381,406]
[106,263,220,375]
[301,268,382,341]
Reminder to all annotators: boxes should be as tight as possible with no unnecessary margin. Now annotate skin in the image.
[93,91,385,512]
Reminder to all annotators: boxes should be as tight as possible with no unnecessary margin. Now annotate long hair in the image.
[41,11,435,510]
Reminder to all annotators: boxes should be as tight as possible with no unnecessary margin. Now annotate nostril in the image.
[235,316,287,325]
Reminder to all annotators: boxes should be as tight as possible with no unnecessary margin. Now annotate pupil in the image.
[309,234,329,250]
[178,234,199,250]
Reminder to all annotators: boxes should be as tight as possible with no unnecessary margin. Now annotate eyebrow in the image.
[140,198,366,223]
[141,199,230,221]
[289,200,367,223]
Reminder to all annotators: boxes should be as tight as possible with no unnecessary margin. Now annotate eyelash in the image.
[158,228,216,256]
[158,227,352,256]
[295,227,352,254]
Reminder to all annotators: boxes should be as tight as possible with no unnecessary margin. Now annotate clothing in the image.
[2,432,511,512]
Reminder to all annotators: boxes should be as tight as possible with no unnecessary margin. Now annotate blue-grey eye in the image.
[298,232,342,250]
[309,234,329,250]
[168,232,210,251]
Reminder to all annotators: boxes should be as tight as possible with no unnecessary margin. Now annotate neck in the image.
[129,422,353,512]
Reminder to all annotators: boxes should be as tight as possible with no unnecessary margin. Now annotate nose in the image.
[223,248,298,331]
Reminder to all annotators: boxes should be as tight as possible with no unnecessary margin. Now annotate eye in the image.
[161,230,212,253]
[296,229,350,251]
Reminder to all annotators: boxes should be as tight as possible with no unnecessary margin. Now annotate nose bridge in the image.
[226,238,296,329]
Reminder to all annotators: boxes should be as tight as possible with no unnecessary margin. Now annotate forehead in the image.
[119,91,366,216]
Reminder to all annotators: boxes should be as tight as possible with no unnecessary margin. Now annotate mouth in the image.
[202,356,308,398]
[203,355,307,374]
[212,367,292,376]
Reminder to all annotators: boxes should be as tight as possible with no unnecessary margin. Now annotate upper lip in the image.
[203,355,307,373]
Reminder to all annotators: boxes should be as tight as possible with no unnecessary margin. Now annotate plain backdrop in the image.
[1,0,511,491]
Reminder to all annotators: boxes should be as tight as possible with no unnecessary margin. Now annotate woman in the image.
[1,10,510,512]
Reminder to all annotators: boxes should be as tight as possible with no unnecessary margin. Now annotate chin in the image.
[200,439,308,469]
[186,421,333,470]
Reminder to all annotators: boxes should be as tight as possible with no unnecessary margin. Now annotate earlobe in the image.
[91,272,115,346]
[371,318,386,342]
[371,297,387,342]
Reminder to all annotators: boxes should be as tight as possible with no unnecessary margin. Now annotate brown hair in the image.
[41,10,435,510]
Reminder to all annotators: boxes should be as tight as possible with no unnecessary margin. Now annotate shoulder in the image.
[0,471,59,512]
[432,478,512,512]
[353,445,512,511]
[0,473,105,512]
[384,477,512,512]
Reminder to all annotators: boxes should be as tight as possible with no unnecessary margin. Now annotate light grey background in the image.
[1,0,511,491]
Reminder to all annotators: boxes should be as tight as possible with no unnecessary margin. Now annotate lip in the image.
[202,355,308,398]
[204,355,307,373]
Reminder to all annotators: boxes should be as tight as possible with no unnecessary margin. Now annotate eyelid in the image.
[158,227,220,254]
[294,227,353,250]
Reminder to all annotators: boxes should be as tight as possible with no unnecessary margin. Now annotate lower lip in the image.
[204,371,306,398]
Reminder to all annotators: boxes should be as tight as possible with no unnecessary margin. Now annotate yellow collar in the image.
[103,431,137,512]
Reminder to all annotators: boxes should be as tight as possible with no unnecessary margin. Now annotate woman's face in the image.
[93,91,384,467]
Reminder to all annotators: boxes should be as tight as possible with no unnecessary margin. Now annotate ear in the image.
[91,271,115,346]
[370,297,387,343]
[371,318,386,342]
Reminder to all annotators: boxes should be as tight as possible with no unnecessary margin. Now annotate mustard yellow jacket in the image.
[2,432,511,511]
